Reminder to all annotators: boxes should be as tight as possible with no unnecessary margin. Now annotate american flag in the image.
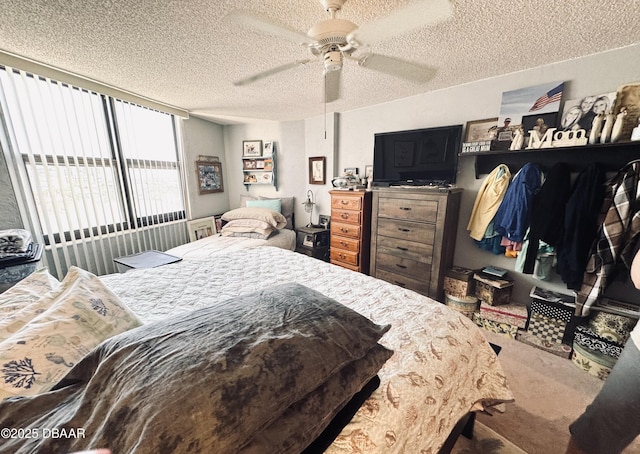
[529,83,563,111]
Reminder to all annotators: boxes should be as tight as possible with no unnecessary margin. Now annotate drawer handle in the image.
[341,213,349,219]
[394,281,406,287]
[340,200,349,205]
[341,228,350,233]
[396,246,409,251]
[399,207,412,211]
[339,254,346,259]
[398,228,411,232]
[340,241,349,247]
[395,264,407,269]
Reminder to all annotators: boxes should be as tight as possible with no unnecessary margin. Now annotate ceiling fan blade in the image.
[347,0,453,46]
[234,59,313,86]
[324,70,341,103]
[358,53,436,84]
[225,10,312,46]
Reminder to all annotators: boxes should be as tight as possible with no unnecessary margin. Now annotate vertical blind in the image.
[0,65,187,279]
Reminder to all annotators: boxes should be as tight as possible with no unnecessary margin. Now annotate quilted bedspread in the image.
[101,246,514,453]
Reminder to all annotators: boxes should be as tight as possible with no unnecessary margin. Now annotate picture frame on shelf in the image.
[309,156,326,185]
[260,172,273,184]
[187,216,217,242]
[196,160,224,194]
[464,117,499,142]
[242,140,263,157]
[344,167,358,176]
[243,159,258,170]
[318,214,331,229]
[263,141,274,156]
[364,165,373,179]
[611,82,640,142]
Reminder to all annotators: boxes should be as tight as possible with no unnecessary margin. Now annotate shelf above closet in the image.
[460,141,640,178]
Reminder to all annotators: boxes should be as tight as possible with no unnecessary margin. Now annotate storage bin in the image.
[444,266,475,298]
[479,302,528,329]
[571,342,617,380]
[473,273,513,306]
[445,293,478,319]
[528,286,584,345]
[472,313,519,339]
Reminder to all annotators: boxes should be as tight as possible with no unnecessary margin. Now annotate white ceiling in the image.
[1,0,639,124]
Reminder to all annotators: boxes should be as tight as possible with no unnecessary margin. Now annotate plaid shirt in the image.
[576,161,640,316]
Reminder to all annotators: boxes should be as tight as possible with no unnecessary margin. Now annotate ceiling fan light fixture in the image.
[323,51,343,72]
[307,18,358,45]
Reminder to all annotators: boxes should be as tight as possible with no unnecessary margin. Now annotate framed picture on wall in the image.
[196,160,224,194]
[187,216,217,242]
[309,156,326,185]
[243,140,263,157]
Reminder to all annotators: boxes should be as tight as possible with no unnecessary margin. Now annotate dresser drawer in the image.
[332,196,362,211]
[332,222,361,239]
[331,235,360,253]
[375,268,431,295]
[377,218,435,243]
[376,252,431,281]
[332,208,362,225]
[331,248,359,266]
[378,197,438,223]
[376,236,433,264]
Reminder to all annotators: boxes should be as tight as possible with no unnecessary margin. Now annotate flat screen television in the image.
[372,124,463,187]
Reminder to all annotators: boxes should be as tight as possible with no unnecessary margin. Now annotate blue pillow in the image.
[246,198,282,213]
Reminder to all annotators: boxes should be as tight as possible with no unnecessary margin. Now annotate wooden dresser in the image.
[329,190,372,273]
[369,187,462,301]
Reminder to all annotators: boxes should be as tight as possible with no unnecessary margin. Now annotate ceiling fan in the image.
[227,0,453,102]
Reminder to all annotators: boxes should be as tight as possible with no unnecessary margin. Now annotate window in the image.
[0,67,185,245]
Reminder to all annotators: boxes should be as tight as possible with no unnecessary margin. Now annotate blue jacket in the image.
[493,162,543,243]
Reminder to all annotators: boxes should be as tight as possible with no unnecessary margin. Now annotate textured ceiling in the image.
[1,0,639,124]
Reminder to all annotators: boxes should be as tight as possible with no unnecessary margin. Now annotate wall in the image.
[321,44,640,304]
[223,119,310,225]
[0,150,22,230]
[180,116,229,220]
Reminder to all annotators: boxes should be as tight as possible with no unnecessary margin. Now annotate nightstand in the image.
[295,226,330,261]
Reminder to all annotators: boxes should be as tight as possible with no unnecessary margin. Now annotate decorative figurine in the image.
[600,110,615,144]
[589,113,604,145]
[611,107,628,143]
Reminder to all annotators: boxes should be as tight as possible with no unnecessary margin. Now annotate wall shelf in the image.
[460,141,640,178]
[242,151,277,190]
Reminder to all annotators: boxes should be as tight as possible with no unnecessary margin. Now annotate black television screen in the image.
[372,124,462,187]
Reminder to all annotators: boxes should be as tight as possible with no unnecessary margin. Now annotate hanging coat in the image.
[522,162,571,274]
[556,163,606,290]
[493,162,543,243]
[576,161,640,316]
[467,164,512,241]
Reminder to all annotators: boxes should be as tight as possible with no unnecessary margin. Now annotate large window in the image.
[0,67,185,244]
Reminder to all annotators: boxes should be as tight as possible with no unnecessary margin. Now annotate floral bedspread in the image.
[102,246,514,453]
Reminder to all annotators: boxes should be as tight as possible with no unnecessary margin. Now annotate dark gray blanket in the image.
[0,283,391,454]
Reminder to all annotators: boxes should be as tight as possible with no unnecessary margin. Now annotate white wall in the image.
[223,119,308,225]
[180,116,229,219]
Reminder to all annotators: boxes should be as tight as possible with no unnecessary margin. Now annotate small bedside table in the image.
[295,226,330,262]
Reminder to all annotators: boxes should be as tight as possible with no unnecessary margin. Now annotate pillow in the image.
[260,196,294,229]
[0,267,143,400]
[222,207,287,229]
[221,218,275,231]
[221,231,274,240]
[240,345,391,454]
[0,268,60,315]
[239,195,257,207]
[246,198,282,213]
[0,283,391,453]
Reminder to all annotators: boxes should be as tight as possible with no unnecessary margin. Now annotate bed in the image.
[0,212,514,453]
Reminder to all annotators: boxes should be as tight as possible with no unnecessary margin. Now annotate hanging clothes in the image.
[556,163,607,290]
[493,162,543,243]
[522,162,571,274]
[576,161,640,316]
[467,164,512,241]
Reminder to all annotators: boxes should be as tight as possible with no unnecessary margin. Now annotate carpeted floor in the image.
[474,330,640,454]
[452,421,527,454]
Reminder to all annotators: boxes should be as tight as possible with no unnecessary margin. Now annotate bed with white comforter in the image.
[99,246,513,453]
